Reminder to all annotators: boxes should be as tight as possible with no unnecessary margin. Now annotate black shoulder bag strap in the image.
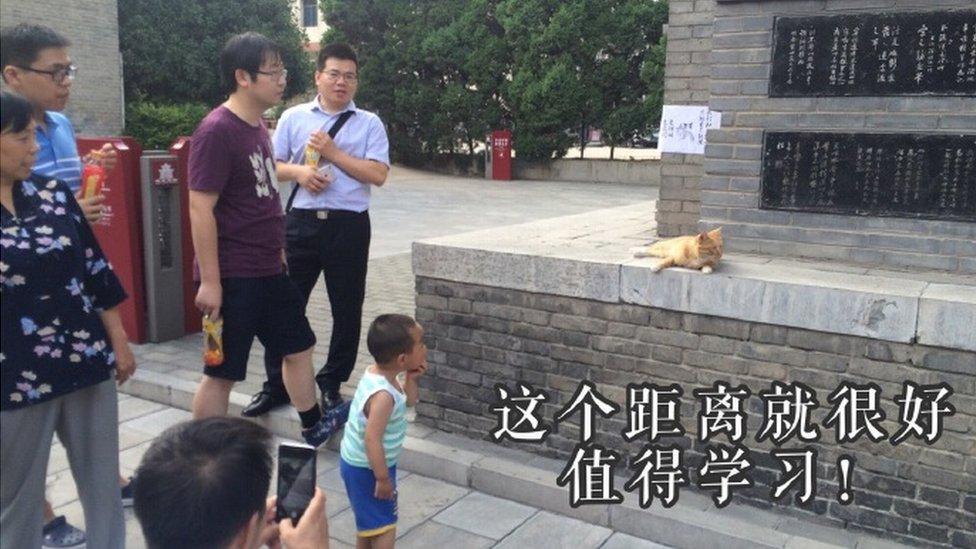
[285,110,355,212]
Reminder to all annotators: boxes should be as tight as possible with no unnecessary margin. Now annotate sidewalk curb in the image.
[121,370,908,549]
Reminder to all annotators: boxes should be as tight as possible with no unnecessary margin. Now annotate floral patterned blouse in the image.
[1,174,126,411]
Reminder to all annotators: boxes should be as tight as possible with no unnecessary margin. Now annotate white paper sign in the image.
[658,105,722,155]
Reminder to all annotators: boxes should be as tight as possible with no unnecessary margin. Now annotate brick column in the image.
[655,0,714,237]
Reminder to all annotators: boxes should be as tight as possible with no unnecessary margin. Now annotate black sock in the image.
[298,405,322,429]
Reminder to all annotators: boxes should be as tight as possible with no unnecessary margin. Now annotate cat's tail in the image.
[631,240,667,257]
[630,243,663,258]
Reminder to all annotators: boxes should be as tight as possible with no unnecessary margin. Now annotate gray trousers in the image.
[1,379,125,549]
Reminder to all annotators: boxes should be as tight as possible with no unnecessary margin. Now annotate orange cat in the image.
[631,228,723,273]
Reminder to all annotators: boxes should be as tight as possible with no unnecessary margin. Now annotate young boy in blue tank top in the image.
[340,314,427,548]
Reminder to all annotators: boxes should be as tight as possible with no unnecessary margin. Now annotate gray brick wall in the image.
[1,0,124,135]
[656,0,715,237]
[703,1,976,273]
[415,276,976,548]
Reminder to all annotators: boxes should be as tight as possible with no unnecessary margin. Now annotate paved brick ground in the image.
[48,394,668,548]
[46,168,662,548]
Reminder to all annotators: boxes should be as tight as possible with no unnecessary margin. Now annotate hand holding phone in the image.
[276,444,317,524]
[278,488,329,549]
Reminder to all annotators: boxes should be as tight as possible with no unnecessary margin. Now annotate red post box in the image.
[76,136,147,343]
[169,136,201,334]
[491,129,513,181]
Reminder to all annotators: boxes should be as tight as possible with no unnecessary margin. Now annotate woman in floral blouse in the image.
[0,90,134,548]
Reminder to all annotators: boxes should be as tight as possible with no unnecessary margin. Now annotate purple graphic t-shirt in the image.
[189,106,284,280]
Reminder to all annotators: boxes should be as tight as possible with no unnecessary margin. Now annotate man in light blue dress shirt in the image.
[243,43,390,417]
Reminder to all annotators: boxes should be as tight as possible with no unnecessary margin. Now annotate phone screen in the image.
[276,444,317,523]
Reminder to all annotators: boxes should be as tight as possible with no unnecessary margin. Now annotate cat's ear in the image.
[708,227,723,238]
[697,232,707,242]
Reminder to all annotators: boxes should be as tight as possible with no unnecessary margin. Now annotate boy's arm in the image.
[403,365,427,407]
[189,189,221,318]
[363,392,396,499]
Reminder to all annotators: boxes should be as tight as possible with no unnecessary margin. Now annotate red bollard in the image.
[76,136,147,343]
[169,136,201,334]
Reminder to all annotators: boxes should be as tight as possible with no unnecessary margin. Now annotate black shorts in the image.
[203,274,316,382]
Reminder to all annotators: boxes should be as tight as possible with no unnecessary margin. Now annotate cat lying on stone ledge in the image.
[631,228,724,273]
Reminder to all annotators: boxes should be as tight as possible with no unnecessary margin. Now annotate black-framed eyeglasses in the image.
[322,70,358,83]
[255,68,288,82]
[16,64,77,84]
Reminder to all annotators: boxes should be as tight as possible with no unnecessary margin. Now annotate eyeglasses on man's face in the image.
[256,68,288,82]
[321,70,358,83]
[17,64,77,85]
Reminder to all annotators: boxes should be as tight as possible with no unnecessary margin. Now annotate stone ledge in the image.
[918,284,976,352]
[621,261,923,343]
[120,369,910,549]
[413,203,975,348]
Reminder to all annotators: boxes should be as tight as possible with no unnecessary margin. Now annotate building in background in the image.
[293,0,328,53]
[0,0,124,135]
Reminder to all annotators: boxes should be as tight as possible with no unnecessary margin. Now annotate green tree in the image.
[597,1,669,159]
[119,0,313,106]
[322,0,510,163]
[319,0,668,164]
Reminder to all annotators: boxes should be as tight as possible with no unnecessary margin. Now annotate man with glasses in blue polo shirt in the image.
[1,22,127,549]
[243,42,390,418]
[1,23,116,224]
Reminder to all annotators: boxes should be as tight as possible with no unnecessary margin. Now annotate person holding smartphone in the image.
[133,417,330,549]
[243,42,390,419]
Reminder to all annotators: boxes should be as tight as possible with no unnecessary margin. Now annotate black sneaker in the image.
[302,401,351,447]
[41,515,86,549]
[121,477,134,508]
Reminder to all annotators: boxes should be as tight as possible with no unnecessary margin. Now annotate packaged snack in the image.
[80,152,107,199]
[304,144,320,168]
[203,314,224,366]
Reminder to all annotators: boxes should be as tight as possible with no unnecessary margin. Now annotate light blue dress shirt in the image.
[273,99,390,212]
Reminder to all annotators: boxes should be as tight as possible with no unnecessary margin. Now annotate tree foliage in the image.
[119,0,313,106]
[322,0,667,162]
[125,101,210,149]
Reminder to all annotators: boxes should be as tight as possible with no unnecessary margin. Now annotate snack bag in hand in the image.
[80,152,107,199]
[203,315,224,366]
[304,144,320,168]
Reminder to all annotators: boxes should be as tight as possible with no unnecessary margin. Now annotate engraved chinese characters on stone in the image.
[761,132,976,221]
[771,10,976,96]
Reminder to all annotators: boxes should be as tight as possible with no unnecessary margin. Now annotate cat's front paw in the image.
[701,265,713,274]
[630,246,650,258]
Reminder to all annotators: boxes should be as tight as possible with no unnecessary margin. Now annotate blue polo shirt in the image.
[272,99,389,212]
[33,112,83,192]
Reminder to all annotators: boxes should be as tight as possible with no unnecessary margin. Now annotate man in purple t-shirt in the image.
[187,32,347,447]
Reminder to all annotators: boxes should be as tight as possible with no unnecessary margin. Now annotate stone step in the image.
[121,369,911,549]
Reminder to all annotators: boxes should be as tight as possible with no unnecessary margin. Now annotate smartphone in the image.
[276,443,317,523]
[317,163,336,183]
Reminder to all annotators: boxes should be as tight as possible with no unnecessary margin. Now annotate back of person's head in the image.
[132,417,272,549]
[1,90,34,133]
[317,42,358,71]
[219,32,282,95]
[0,23,70,78]
[367,313,418,365]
